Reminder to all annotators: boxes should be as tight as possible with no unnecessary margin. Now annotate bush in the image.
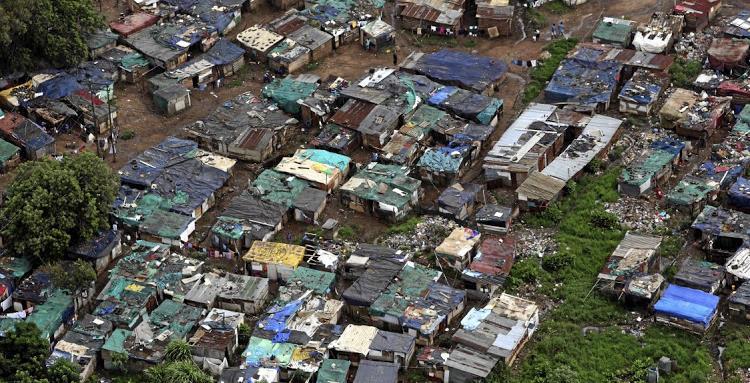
[660,235,684,259]
[542,0,571,14]
[589,210,620,230]
[542,252,573,272]
[523,38,578,103]
[119,130,136,140]
[669,57,702,88]
[337,225,358,240]
[386,217,422,234]
[507,258,543,288]
[463,39,477,48]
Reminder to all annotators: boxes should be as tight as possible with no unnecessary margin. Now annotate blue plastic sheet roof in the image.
[414,50,507,93]
[205,38,245,65]
[545,58,621,106]
[256,299,303,342]
[654,284,718,328]
[427,86,457,106]
[620,76,662,105]
[37,74,83,100]
[729,177,750,209]
[651,137,685,155]
[698,161,743,187]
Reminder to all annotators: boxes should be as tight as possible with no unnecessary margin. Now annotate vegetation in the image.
[523,38,579,103]
[498,169,714,382]
[144,360,212,383]
[0,0,103,73]
[164,340,193,363]
[0,322,82,382]
[337,224,359,240]
[48,259,96,296]
[0,153,119,264]
[386,216,422,234]
[668,58,702,88]
[119,130,136,140]
[542,0,571,14]
[463,39,478,48]
[526,8,547,29]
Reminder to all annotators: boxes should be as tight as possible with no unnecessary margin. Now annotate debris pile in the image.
[515,227,557,259]
[674,27,720,61]
[604,197,667,232]
[377,216,458,253]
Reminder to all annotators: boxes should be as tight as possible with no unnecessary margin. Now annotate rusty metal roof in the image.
[329,99,376,130]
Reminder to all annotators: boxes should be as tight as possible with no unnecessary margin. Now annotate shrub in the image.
[542,252,573,272]
[119,130,136,140]
[386,217,422,234]
[589,210,620,230]
[669,57,702,88]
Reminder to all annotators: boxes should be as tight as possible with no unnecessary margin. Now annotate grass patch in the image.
[723,323,750,374]
[337,225,358,240]
[463,39,478,48]
[416,35,459,48]
[523,38,578,104]
[669,57,702,88]
[306,61,321,71]
[542,0,571,14]
[386,216,422,235]
[527,8,547,29]
[498,168,714,382]
[119,130,136,140]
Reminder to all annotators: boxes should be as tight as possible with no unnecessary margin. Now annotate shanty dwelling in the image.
[268,39,311,74]
[729,177,750,212]
[673,0,722,31]
[237,26,285,64]
[544,58,622,112]
[368,330,417,369]
[0,112,55,160]
[316,359,351,383]
[596,233,664,306]
[293,187,328,224]
[109,12,160,38]
[437,183,486,221]
[461,236,515,300]
[261,75,319,117]
[100,46,150,83]
[242,241,305,282]
[189,308,246,374]
[592,17,637,47]
[673,258,726,294]
[707,38,750,75]
[329,98,376,132]
[353,360,399,383]
[379,132,422,166]
[341,243,407,280]
[339,162,422,222]
[691,205,750,261]
[211,191,287,252]
[396,0,466,37]
[124,26,189,71]
[94,276,159,330]
[633,12,684,54]
[153,84,192,116]
[0,138,20,173]
[23,98,78,134]
[356,105,402,149]
[728,280,750,322]
[85,29,118,58]
[268,10,308,36]
[165,58,216,90]
[417,144,473,186]
[435,227,482,271]
[475,0,514,37]
[475,204,516,235]
[618,69,669,116]
[400,49,508,96]
[64,91,118,135]
[328,324,380,366]
[515,171,567,211]
[187,273,270,315]
[312,123,362,154]
[47,314,113,381]
[618,146,680,196]
[725,247,750,289]
[342,256,405,318]
[726,10,750,39]
[274,155,343,193]
[205,38,247,79]
[67,230,123,275]
[416,347,450,382]
[653,283,720,333]
[360,20,396,50]
[288,25,334,62]
[448,293,539,381]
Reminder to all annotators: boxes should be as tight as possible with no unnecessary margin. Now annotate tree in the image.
[49,259,96,295]
[47,359,81,383]
[144,361,212,383]
[0,0,103,73]
[0,322,52,380]
[164,340,193,363]
[0,153,119,264]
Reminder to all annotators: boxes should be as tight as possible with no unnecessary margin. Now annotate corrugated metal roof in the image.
[516,171,566,201]
[329,99,376,129]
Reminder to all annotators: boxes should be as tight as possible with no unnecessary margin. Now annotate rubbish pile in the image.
[604,197,668,232]
[515,227,557,259]
[674,27,720,61]
[377,215,458,254]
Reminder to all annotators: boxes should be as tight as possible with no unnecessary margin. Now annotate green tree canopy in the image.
[48,259,96,295]
[144,360,212,383]
[164,340,193,363]
[0,152,119,264]
[0,0,103,73]
[0,322,52,380]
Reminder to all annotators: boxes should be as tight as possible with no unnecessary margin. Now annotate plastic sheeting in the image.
[729,177,750,209]
[545,58,621,107]
[205,38,246,65]
[412,49,507,93]
[37,74,83,100]
[654,284,718,328]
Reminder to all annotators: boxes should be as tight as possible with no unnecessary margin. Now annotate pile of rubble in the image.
[604,197,668,232]
[674,26,721,61]
[377,215,458,253]
[515,227,557,259]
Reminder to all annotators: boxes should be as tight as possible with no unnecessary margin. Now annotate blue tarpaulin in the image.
[427,86,456,106]
[651,137,685,156]
[729,177,750,208]
[545,58,622,107]
[205,38,245,65]
[413,49,508,93]
[654,284,719,328]
[37,74,83,100]
[619,76,662,105]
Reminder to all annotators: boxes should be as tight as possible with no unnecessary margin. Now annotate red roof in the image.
[110,12,160,37]
[469,236,515,276]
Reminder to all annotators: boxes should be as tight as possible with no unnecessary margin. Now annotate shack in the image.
[340,162,422,221]
[293,187,328,224]
[691,205,750,259]
[360,20,396,50]
[596,233,663,303]
[67,230,123,274]
[633,12,684,53]
[274,155,343,192]
[475,204,515,234]
[261,76,319,116]
[592,17,637,47]
[437,183,485,221]
[185,273,270,314]
[618,69,669,115]
[0,112,55,160]
[109,12,159,38]
[85,29,118,58]
[673,0,722,31]
[49,314,113,381]
[400,50,507,96]
[707,38,750,74]
[475,0,514,36]
[189,308,245,372]
[316,359,351,383]
[379,132,421,165]
[515,171,566,211]
[435,227,481,271]
[654,284,719,333]
[250,168,309,208]
[288,25,334,61]
[619,142,683,196]
[728,280,750,322]
[368,330,416,368]
[726,10,750,39]
[101,46,150,83]
[312,124,361,154]
[353,360,398,383]
[357,105,402,149]
[268,39,311,74]
[729,177,750,211]
[673,259,726,294]
[726,247,750,287]
[461,236,515,299]
[205,38,247,79]
[329,99,376,131]
[124,26,190,70]
[397,0,465,37]
[0,138,20,173]
[243,241,305,282]
[417,144,473,186]
[544,58,622,111]
[237,26,285,63]
[328,324,379,365]
[153,84,191,116]
[94,277,158,329]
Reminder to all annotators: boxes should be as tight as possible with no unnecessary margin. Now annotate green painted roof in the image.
[620,149,676,187]
[317,359,351,383]
[593,20,634,44]
[262,77,318,115]
[734,105,750,134]
[0,138,19,163]
[295,149,351,172]
[148,299,203,339]
[287,267,335,295]
[252,169,309,208]
[27,289,73,340]
[667,177,714,206]
[102,328,132,354]
[243,336,296,367]
[369,263,439,318]
[403,105,446,138]
[0,256,32,279]
[342,163,421,209]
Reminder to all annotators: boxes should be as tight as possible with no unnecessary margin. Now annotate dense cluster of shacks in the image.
[1,0,750,382]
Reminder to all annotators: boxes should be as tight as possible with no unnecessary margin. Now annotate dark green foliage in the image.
[585,158,604,173]
[0,322,82,382]
[337,225,358,240]
[386,217,422,234]
[238,323,251,347]
[542,252,573,272]
[507,258,542,288]
[523,38,579,103]
[542,0,571,14]
[0,153,119,264]
[144,360,212,383]
[47,359,81,383]
[0,0,103,73]
[588,210,620,230]
[49,259,96,295]
[722,324,750,375]
[668,58,702,88]
[119,131,136,140]
[164,340,192,363]
[659,235,685,259]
